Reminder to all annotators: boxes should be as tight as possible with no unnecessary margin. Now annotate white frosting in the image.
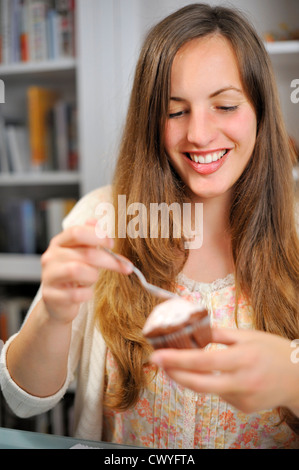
[143,297,205,335]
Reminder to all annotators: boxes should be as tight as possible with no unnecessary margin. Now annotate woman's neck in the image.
[182,191,234,283]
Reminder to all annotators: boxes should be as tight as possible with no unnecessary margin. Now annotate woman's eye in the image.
[168,110,185,119]
[216,105,239,112]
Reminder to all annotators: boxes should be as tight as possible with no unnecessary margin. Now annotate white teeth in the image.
[188,150,227,164]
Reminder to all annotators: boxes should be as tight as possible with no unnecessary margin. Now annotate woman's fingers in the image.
[50,224,112,249]
[40,221,133,323]
[42,283,95,306]
[150,328,299,413]
[151,343,244,374]
[42,258,100,286]
[210,326,259,345]
[42,224,133,275]
[163,368,237,395]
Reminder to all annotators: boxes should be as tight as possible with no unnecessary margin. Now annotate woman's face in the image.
[164,35,257,202]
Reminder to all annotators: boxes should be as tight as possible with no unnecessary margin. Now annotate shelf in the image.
[0,254,41,282]
[265,40,299,54]
[0,58,76,76]
[0,171,80,186]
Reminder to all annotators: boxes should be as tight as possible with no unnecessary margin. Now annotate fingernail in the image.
[150,352,162,367]
[108,237,114,248]
[123,260,133,273]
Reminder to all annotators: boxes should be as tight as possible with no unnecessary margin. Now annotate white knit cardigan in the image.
[0,186,113,441]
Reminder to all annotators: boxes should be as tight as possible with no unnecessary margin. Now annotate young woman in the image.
[1,4,299,449]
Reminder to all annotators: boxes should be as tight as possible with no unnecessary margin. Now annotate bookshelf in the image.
[0,57,76,76]
[265,39,299,54]
[0,254,41,282]
[0,0,81,433]
[0,170,80,185]
[0,0,79,290]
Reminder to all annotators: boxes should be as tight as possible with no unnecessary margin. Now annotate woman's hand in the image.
[41,219,132,324]
[150,327,299,416]
[6,219,132,398]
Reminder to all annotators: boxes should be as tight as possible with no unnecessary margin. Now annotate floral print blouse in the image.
[102,273,299,449]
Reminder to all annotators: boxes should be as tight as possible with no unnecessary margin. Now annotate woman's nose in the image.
[187,109,218,147]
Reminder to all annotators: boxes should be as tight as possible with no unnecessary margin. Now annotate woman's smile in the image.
[183,148,231,175]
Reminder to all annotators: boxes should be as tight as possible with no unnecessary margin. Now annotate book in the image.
[0,98,77,173]
[0,196,76,254]
[67,101,78,169]
[6,124,30,172]
[45,197,76,243]
[0,113,10,172]
[27,86,59,168]
[0,307,8,342]
[49,99,78,170]
[0,0,76,64]
[9,199,36,254]
[1,0,12,64]
[54,99,68,170]
[27,0,48,62]
[0,198,35,253]
[0,296,31,340]
[11,0,22,63]
[55,0,75,58]
[20,0,29,61]
[0,2,2,63]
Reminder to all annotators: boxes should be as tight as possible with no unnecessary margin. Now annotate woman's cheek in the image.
[226,108,257,149]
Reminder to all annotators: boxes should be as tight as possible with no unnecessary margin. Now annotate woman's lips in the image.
[183,149,231,175]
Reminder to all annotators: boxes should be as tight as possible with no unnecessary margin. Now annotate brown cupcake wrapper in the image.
[147,316,211,350]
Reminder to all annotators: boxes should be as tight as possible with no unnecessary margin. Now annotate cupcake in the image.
[142,297,211,349]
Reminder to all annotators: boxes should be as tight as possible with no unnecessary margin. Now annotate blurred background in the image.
[0,0,298,435]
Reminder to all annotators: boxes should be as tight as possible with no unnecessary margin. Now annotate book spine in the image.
[54,99,68,170]
[0,114,10,173]
[27,87,44,167]
[6,125,28,172]
[21,199,36,253]
[55,0,75,58]
[0,308,8,342]
[20,0,29,61]
[1,0,11,64]
[11,0,21,63]
[0,297,32,340]
[28,0,48,62]
[0,0,2,63]
[67,102,78,170]
[45,198,76,242]
[27,86,58,168]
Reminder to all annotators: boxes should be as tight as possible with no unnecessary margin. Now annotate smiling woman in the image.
[1,3,299,449]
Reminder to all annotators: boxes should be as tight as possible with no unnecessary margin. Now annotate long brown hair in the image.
[94,4,299,428]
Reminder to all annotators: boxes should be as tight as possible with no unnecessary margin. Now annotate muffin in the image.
[142,297,211,349]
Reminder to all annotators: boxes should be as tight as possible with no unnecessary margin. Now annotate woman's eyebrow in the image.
[209,86,243,98]
[170,96,186,102]
[170,86,243,102]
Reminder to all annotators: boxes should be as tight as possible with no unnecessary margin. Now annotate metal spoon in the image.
[102,247,177,300]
